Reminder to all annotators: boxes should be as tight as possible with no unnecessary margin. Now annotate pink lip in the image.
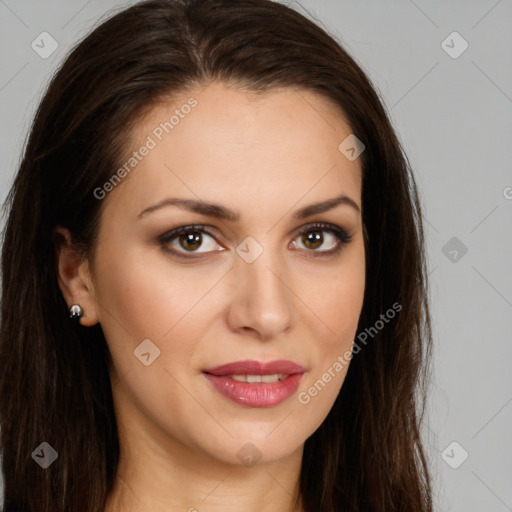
[203,359,305,408]
[204,359,305,376]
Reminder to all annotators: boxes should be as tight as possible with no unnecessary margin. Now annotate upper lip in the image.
[203,359,306,376]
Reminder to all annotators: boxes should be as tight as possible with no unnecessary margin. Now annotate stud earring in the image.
[69,304,84,320]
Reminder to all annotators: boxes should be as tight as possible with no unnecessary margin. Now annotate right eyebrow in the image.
[138,197,240,221]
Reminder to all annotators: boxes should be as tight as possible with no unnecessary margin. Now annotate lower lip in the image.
[203,373,303,408]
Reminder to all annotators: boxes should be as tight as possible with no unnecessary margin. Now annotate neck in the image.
[104,403,305,512]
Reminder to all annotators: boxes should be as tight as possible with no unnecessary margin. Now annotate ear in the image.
[53,226,100,327]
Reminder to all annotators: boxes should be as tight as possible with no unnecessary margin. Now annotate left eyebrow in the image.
[292,193,360,219]
[137,192,360,221]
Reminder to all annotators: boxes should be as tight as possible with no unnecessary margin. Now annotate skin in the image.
[55,81,366,512]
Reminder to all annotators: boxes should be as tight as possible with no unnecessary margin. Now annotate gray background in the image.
[1,0,511,509]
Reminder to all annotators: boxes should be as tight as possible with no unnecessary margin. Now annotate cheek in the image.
[303,244,366,346]
[94,246,221,338]
[92,245,231,384]
[320,274,364,330]
[295,296,364,435]
[297,244,365,405]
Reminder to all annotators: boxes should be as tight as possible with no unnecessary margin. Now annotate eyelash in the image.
[158,222,352,260]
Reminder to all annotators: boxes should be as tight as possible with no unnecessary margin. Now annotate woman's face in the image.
[85,81,365,467]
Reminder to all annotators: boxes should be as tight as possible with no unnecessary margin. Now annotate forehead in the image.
[104,82,362,220]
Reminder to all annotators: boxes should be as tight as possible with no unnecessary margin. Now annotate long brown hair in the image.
[0,1,433,510]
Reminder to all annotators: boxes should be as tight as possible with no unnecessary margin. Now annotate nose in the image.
[226,245,294,341]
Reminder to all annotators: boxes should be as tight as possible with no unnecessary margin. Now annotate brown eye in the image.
[292,223,352,256]
[178,231,203,251]
[301,230,323,250]
[159,225,222,257]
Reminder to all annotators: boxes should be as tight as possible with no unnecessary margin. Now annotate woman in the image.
[0,0,434,510]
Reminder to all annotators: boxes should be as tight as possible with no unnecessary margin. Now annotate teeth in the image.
[228,373,289,383]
